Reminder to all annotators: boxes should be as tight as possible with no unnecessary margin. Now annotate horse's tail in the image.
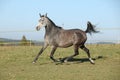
[85,21,99,35]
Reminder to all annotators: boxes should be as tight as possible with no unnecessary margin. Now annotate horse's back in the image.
[67,29,87,44]
[63,29,87,39]
[56,29,87,47]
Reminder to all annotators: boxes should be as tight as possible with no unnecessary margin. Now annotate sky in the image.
[0,0,120,43]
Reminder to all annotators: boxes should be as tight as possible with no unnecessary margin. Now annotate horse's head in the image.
[36,13,47,31]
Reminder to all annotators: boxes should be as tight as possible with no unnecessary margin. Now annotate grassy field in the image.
[0,44,120,80]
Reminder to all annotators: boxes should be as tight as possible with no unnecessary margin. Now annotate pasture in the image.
[0,44,120,80]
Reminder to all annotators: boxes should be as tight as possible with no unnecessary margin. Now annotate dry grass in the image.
[0,44,120,80]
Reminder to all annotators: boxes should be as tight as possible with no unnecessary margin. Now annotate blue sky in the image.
[0,0,120,42]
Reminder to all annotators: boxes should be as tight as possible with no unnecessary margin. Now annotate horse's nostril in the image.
[36,26,39,31]
[36,27,38,30]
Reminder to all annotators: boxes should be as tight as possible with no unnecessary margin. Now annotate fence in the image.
[0,28,120,46]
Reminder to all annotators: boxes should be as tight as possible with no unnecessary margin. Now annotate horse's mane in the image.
[56,26,63,29]
[45,16,63,29]
[45,16,56,26]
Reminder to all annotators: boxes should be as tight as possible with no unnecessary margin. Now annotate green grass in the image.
[0,44,120,80]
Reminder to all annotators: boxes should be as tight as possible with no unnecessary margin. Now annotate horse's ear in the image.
[39,13,42,17]
[45,13,47,17]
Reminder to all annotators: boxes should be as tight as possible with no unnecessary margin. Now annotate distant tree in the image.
[20,35,29,46]
[20,35,34,46]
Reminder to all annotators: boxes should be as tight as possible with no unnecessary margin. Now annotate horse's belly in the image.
[58,41,73,48]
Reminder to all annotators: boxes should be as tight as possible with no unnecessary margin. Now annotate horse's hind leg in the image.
[80,45,95,64]
[63,45,79,62]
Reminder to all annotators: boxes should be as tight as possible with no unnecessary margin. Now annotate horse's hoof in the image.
[32,61,36,64]
[90,60,95,64]
[90,61,95,64]
[64,59,68,63]
[89,58,95,64]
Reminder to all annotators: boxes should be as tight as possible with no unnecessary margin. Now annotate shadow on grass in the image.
[71,56,105,62]
[55,56,107,65]
[36,56,107,65]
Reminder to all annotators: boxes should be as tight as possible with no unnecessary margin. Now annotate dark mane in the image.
[56,26,63,29]
[46,16,56,26]
[46,16,63,29]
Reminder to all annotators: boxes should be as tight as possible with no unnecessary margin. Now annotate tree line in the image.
[0,35,35,46]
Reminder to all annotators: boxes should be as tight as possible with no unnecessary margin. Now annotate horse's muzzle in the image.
[36,26,40,31]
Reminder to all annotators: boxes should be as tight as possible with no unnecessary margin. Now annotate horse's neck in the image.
[45,19,62,36]
[45,23,59,35]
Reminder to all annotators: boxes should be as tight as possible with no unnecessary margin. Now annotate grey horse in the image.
[33,13,98,64]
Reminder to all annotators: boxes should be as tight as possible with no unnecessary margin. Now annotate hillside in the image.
[0,38,20,42]
[0,38,44,46]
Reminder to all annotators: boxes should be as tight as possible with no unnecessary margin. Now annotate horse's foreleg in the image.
[33,44,48,63]
[50,46,58,62]
[80,45,95,64]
